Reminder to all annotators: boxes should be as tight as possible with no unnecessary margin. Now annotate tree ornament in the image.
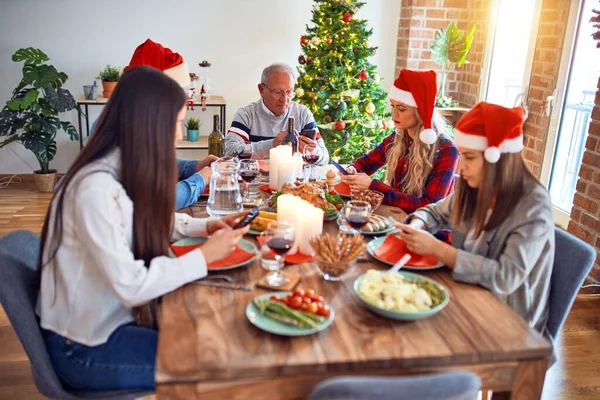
[335,120,346,130]
[326,38,332,45]
[372,74,381,83]
[310,36,321,46]
[371,49,377,56]
[300,36,309,45]
[313,4,320,12]
[342,12,353,23]
[337,101,347,111]
[298,55,306,65]
[324,115,332,123]
[307,56,312,62]
[308,92,318,101]
[363,40,371,48]
[365,102,375,114]
[295,88,305,98]
[343,132,350,140]
[323,104,330,111]
[353,48,359,55]
[358,70,369,80]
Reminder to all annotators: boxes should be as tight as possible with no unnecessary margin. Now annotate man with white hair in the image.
[224,63,329,165]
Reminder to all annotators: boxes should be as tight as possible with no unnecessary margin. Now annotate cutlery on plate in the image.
[203,274,240,282]
[390,254,412,273]
[194,280,253,291]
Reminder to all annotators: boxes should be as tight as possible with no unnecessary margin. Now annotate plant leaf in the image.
[430,22,475,67]
[44,85,76,113]
[6,89,39,111]
[60,121,79,141]
[23,64,66,89]
[12,48,49,65]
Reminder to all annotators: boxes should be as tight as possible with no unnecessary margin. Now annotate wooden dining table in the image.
[156,203,552,400]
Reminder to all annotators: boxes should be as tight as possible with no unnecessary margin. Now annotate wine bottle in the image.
[208,115,224,157]
[282,117,298,153]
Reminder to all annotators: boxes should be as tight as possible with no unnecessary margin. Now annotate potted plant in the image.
[0,48,79,192]
[430,22,476,107]
[97,64,120,98]
[185,117,201,142]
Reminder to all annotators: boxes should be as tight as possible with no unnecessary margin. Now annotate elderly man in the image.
[224,63,329,165]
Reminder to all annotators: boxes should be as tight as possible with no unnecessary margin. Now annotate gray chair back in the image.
[307,371,481,400]
[0,230,151,399]
[547,227,596,339]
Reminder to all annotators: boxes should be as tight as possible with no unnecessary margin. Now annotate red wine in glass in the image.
[238,152,252,160]
[267,238,294,255]
[303,154,319,164]
[346,215,369,230]
[240,170,259,183]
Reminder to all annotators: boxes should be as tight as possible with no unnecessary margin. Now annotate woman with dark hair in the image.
[396,102,554,335]
[36,66,249,390]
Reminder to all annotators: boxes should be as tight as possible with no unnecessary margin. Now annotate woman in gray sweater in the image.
[397,102,554,335]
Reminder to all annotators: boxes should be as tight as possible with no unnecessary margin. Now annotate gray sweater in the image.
[410,177,555,334]
[224,99,329,165]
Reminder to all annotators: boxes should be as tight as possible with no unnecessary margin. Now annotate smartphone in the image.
[233,207,260,229]
[299,129,317,140]
[331,160,349,175]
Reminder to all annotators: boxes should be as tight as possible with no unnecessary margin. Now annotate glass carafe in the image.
[206,156,243,218]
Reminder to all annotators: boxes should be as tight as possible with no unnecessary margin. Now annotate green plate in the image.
[169,237,258,271]
[366,236,444,270]
[247,228,262,236]
[336,216,396,236]
[246,292,335,336]
[353,271,449,321]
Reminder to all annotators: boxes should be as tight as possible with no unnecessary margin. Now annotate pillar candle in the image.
[298,206,324,256]
[293,153,303,180]
[277,157,296,190]
[269,145,292,191]
[276,194,301,255]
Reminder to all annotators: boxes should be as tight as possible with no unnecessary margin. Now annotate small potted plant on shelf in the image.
[97,64,120,98]
[0,48,79,192]
[185,117,201,142]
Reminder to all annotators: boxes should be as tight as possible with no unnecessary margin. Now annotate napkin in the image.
[170,243,254,270]
[334,182,351,196]
[374,235,439,267]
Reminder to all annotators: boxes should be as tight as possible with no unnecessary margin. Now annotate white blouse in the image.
[36,149,208,346]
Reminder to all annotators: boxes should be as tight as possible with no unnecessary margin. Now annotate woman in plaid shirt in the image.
[342,69,459,215]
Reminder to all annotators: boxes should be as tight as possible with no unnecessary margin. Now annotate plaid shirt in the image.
[350,131,459,214]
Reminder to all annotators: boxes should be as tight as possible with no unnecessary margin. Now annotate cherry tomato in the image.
[270,295,278,301]
[315,301,324,309]
[306,289,316,297]
[282,296,290,305]
[307,303,319,314]
[289,295,303,309]
[315,295,324,303]
[335,203,343,211]
[303,297,312,304]
[293,288,306,297]
[317,305,330,317]
[300,302,309,311]
[268,200,274,207]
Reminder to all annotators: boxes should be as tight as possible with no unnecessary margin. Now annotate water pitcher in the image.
[206,156,243,217]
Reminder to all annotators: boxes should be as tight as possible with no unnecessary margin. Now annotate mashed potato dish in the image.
[357,270,436,312]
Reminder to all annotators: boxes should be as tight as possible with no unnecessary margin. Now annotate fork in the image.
[202,274,241,283]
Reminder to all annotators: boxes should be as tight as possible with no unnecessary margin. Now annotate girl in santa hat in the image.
[397,102,554,335]
[35,66,249,390]
[341,69,459,215]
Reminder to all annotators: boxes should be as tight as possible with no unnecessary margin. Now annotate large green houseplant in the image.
[430,22,476,107]
[0,48,79,192]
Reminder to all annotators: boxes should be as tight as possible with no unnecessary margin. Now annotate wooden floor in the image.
[0,182,598,399]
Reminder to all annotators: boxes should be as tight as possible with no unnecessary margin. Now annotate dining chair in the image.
[306,371,481,400]
[547,227,596,340]
[0,230,153,399]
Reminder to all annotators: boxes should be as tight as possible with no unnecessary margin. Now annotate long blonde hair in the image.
[385,110,448,196]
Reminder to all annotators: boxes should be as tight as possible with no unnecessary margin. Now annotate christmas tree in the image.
[295,0,391,163]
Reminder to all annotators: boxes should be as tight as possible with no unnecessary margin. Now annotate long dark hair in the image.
[452,153,540,238]
[39,66,186,325]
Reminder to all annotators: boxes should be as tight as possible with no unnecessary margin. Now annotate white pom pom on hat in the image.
[419,128,437,145]
[453,102,525,163]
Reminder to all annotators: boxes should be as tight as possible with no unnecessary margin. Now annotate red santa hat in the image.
[454,102,525,163]
[124,39,189,87]
[388,69,437,145]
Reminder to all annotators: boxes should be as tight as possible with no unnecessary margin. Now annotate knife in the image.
[194,280,253,291]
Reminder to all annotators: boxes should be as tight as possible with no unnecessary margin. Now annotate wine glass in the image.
[262,221,295,287]
[237,144,252,160]
[343,200,371,235]
[302,145,319,181]
[239,160,259,202]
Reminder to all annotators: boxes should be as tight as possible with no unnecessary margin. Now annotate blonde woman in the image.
[342,69,459,214]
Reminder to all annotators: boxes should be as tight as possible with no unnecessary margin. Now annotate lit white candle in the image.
[277,157,296,190]
[269,146,292,191]
[277,194,301,255]
[298,206,324,256]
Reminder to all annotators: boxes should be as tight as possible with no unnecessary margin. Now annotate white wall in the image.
[0,0,400,173]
